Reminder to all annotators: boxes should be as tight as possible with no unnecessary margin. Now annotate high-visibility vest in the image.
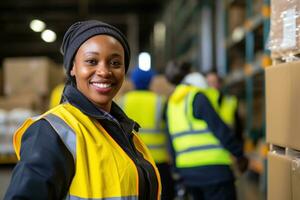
[120,91,169,164]
[49,84,65,109]
[167,84,232,168]
[14,103,161,200]
[219,95,238,128]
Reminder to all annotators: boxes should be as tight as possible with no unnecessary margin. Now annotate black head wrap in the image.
[60,20,131,82]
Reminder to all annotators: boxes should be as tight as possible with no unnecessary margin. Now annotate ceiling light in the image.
[41,29,57,43]
[30,19,46,32]
[232,27,245,42]
[138,52,151,71]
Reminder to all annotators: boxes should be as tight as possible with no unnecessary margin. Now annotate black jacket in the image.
[4,84,159,200]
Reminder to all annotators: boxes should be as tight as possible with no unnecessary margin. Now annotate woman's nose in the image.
[96,63,112,77]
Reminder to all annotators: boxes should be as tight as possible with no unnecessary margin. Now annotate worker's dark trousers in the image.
[157,163,175,200]
[186,181,237,200]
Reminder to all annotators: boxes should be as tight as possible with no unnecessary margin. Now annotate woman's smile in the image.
[71,35,125,112]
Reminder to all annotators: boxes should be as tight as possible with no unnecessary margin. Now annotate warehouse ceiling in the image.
[0,0,169,64]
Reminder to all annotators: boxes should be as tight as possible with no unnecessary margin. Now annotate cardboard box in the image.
[266,61,300,150]
[268,152,292,200]
[269,0,300,58]
[291,158,300,199]
[0,93,43,112]
[4,57,64,97]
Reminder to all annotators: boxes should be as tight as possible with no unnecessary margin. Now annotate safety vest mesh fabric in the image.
[167,85,232,168]
[120,91,169,164]
[219,95,238,127]
[13,103,161,200]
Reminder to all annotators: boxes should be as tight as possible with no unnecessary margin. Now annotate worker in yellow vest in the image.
[119,66,174,200]
[49,83,65,109]
[205,71,243,142]
[164,61,248,200]
[5,20,161,200]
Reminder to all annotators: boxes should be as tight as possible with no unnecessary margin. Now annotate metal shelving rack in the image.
[222,0,270,141]
[161,0,215,72]
[221,0,270,196]
[156,0,271,197]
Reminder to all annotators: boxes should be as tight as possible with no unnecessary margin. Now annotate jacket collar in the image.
[62,84,139,131]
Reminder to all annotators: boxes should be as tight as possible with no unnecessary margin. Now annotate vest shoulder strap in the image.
[43,113,77,161]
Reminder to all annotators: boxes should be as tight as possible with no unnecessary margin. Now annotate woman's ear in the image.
[70,63,75,76]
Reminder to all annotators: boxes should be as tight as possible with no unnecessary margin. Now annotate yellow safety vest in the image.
[14,103,161,200]
[219,95,238,128]
[120,91,169,164]
[167,85,232,168]
[49,84,65,109]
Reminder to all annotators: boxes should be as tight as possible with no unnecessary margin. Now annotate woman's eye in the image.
[85,59,97,65]
[110,60,122,67]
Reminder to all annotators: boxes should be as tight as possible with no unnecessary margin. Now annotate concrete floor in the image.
[0,165,265,200]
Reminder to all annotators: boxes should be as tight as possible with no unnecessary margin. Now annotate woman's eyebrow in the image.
[84,51,99,56]
[110,53,122,57]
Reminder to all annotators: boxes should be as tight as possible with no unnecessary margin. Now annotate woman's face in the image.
[71,35,125,112]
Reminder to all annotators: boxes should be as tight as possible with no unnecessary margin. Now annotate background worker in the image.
[49,83,65,109]
[164,61,248,200]
[205,70,244,143]
[4,20,161,200]
[119,66,175,200]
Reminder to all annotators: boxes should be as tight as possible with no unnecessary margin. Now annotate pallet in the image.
[271,51,300,65]
[269,144,300,158]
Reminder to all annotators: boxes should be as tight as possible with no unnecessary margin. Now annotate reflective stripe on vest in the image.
[167,85,232,168]
[13,103,161,199]
[44,113,76,161]
[120,91,169,163]
[219,95,238,127]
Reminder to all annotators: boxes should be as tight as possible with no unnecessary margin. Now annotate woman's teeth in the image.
[92,83,111,88]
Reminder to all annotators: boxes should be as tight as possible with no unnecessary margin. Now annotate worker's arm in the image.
[4,119,74,200]
[192,93,244,158]
[234,101,244,143]
[162,102,177,165]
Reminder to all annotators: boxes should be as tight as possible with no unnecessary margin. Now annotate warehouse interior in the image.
[0,0,300,199]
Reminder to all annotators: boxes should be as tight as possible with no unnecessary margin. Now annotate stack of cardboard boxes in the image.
[268,0,300,59]
[0,57,64,163]
[266,1,300,199]
[1,57,64,112]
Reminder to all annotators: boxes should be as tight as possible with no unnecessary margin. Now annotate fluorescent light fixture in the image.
[41,29,56,43]
[30,19,46,32]
[138,52,151,71]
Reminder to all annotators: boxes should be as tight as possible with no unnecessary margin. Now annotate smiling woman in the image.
[4,20,161,200]
[71,35,126,112]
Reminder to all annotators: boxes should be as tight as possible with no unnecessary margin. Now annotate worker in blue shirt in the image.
[119,66,175,200]
[205,70,244,143]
